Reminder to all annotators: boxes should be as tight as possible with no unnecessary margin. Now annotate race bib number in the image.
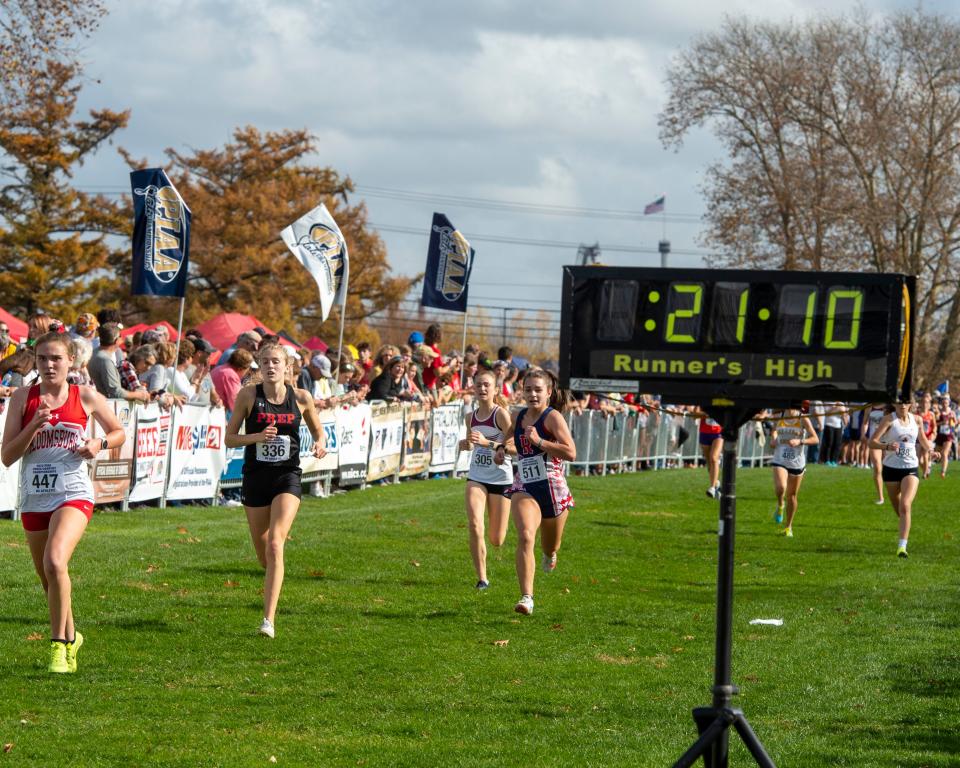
[29,463,60,495]
[473,446,494,467]
[257,436,291,463]
[781,448,796,461]
[939,424,952,435]
[519,454,547,484]
[896,442,915,461]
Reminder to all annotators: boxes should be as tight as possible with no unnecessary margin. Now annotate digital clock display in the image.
[559,267,914,406]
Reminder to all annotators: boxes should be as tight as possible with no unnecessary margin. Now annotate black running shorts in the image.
[242,468,303,507]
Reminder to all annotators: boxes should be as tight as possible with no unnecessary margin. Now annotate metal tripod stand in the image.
[673,408,776,768]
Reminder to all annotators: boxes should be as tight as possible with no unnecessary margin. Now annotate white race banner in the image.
[429,403,462,472]
[337,402,370,486]
[367,402,405,482]
[297,406,339,476]
[129,403,171,503]
[280,204,349,321]
[0,399,20,513]
[454,406,472,473]
[166,404,227,501]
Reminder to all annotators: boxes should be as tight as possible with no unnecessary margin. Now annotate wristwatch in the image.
[100,437,108,451]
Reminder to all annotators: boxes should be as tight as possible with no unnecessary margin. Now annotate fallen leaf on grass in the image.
[223,581,239,588]
[18,720,27,725]
[177,526,188,534]
[682,635,695,641]
[493,639,509,647]
[185,537,201,544]
[26,633,43,641]
[160,543,171,549]
[5,541,20,548]
[3,743,13,753]
[672,647,685,653]
[409,560,420,568]
[146,564,159,573]
[308,569,325,578]
[551,624,563,631]
[597,654,635,665]
[562,588,571,594]
[269,756,277,763]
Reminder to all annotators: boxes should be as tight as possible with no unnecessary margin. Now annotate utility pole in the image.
[659,239,671,268]
[577,243,601,266]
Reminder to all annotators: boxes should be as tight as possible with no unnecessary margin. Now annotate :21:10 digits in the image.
[663,282,864,350]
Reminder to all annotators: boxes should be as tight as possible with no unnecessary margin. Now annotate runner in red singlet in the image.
[1,332,124,673]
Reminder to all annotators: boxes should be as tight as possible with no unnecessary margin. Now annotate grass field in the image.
[1,464,959,767]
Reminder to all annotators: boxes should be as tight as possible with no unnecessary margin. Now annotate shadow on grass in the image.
[824,718,960,766]
[99,617,172,632]
[0,615,37,626]
[888,653,960,698]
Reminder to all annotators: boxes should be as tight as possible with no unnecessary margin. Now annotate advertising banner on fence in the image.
[129,403,171,504]
[400,403,431,477]
[0,399,20,512]
[429,403,462,473]
[367,403,405,482]
[166,405,227,501]
[315,407,338,472]
[455,413,472,474]
[87,399,136,504]
[337,402,370,487]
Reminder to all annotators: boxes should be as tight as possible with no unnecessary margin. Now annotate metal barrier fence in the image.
[564,410,772,474]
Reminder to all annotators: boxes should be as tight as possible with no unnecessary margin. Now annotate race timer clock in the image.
[559,266,914,406]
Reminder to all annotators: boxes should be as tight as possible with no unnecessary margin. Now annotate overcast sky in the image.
[74,0,951,332]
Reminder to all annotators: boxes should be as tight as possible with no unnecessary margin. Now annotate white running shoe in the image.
[706,486,716,499]
[258,618,275,638]
[542,552,558,574]
[514,595,534,615]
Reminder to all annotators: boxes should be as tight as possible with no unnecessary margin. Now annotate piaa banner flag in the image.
[130,168,191,298]
[281,204,349,320]
[644,196,665,215]
[421,212,474,313]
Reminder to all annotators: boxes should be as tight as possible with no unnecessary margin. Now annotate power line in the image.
[370,222,710,256]
[354,183,704,223]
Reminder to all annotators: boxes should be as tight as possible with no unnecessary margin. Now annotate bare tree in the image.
[660,10,960,385]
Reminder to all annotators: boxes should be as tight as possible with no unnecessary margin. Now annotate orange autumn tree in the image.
[122,126,415,346]
[0,1,128,320]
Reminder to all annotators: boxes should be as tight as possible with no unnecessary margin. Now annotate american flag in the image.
[644,196,665,215]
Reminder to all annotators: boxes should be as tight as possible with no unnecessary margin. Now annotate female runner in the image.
[934,396,956,478]
[458,369,514,590]
[225,342,327,637]
[869,400,939,558]
[862,404,887,505]
[769,409,819,537]
[494,369,575,616]
[1,332,124,673]
[918,394,936,479]
[695,413,723,498]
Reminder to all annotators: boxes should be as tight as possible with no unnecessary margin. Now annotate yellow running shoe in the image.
[66,632,84,673]
[48,641,69,674]
[782,527,794,538]
[897,545,908,558]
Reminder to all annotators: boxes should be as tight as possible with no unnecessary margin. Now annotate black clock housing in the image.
[559,266,914,407]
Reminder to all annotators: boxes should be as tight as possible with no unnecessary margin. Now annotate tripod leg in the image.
[673,717,728,768]
[732,713,777,768]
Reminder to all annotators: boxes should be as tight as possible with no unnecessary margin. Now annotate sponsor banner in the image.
[455,404,472,473]
[280,204,349,321]
[130,168,191,298]
[400,403,431,477]
[0,398,20,512]
[299,407,339,475]
[429,403,461,473]
[421,212,474,313]
[367,402,405,482]
[337,402,370,487]
[87,399,136,504]
[166,404,227,501]
[129,403,171,504]
[314,407,339,472]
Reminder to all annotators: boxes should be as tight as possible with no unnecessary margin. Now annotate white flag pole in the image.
[170,296,186,387]
[460,308,468,362]
[335,293,347,375]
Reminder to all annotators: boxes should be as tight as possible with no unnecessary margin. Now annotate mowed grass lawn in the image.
[1,464,959,767]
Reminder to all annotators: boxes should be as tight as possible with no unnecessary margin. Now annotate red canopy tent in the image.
[119,320,180,341]
[303,336,328,353]
[194,313,275,351]
[0,308,29,343]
